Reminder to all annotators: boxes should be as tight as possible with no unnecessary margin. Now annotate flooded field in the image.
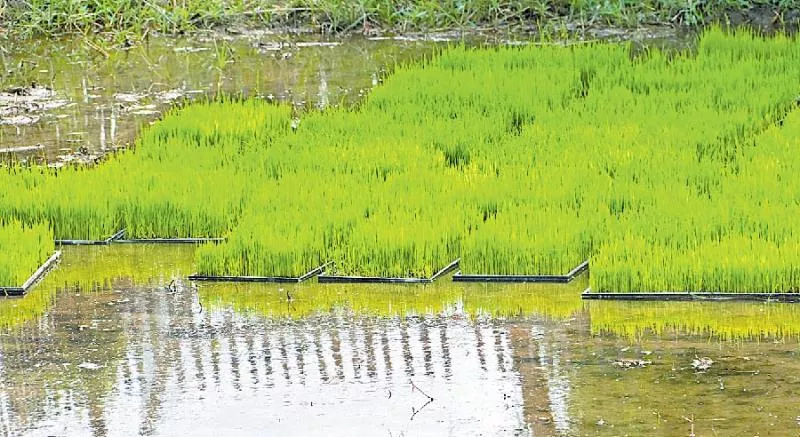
[0,245,799,436]
[0,27,679,165]
[4,28,800,436]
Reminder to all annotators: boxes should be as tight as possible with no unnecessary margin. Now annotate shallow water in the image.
[1,246,800,436]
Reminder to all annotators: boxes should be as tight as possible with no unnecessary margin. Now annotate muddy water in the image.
[1,245,800,436]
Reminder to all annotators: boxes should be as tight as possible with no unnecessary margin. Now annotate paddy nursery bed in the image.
[317,258,460,283]
[0,222,60,296]
[453,260,588,283]
[2,28,800,295]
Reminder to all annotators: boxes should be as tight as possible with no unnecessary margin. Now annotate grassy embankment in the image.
[1,0,799,42]
[1,29,800,291]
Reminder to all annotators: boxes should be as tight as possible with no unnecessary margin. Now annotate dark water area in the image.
[1,245,799,436]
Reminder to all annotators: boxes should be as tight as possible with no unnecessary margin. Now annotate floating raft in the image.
[55,229,125,246]
[0,251,62,297]
[453,260,588,283]
[188,263,329,284]
[581,287,800,302]
[318,259,460,284]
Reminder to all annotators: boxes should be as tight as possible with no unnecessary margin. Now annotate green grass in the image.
[2,0,799,41]
[2,28,800,290]
[0,221,54,287]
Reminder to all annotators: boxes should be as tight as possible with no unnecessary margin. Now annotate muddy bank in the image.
[707,5,800,34]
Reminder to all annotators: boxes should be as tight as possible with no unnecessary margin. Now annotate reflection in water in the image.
[589,300,800,340]
[0,285,538,435]
[1,246,800,435]
[531,325,570,434]
[198,279,585,321]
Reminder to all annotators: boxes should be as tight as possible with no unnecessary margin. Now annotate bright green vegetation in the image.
[2,29,800,290]
[2,0,798,41]
[0,221,54,287]
[591,105,800,293]
[589,300,800,340]
[0,99,282,241]
[199,280,584,319]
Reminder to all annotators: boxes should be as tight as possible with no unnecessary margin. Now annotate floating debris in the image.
[295,41,340,48]
[254,41,284,52]
[692,356,714,372]
[613,358,652,369]
[0,144,44,153]
[0,86,69,126]
[77,362,104,370]
[173,46,211,53]
[156,89,185,102]
[0,115,40,126]
[114,92,146,103]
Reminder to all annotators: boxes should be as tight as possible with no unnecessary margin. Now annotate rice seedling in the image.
[4,28,800,290]
[461,204,595,275]
[0,220,54,287]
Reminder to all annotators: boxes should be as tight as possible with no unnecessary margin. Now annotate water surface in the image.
[1,245,799,436]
